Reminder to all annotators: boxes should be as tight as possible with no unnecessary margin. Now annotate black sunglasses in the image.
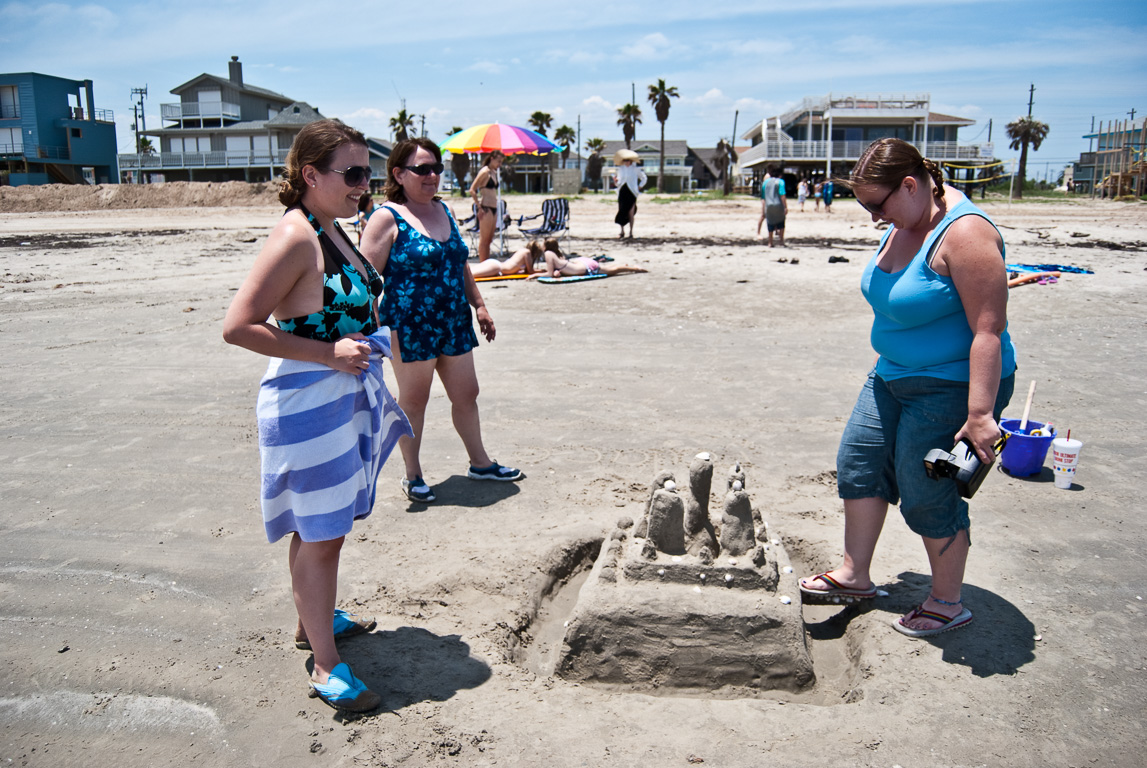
[403,162,445,176]
[857,180,901,216]
[328,165,372,186]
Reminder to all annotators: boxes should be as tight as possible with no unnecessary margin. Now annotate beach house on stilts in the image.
[738,93,996,195]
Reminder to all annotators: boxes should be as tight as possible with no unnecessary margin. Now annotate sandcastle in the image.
[555,453,815,693]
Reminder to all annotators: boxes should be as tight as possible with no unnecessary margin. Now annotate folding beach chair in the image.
[461,201,510,256]
[516,198,570,251]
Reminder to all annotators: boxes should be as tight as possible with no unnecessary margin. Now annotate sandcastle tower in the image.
[555,453,814,694]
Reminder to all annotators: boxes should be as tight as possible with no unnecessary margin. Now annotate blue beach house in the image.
[0,72,118,186]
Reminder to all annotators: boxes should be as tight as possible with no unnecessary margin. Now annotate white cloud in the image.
[582,95,617,112]
[692,88,728,105]
[568,51,598,66]
[469,60,505,74]
[619,32,687,61]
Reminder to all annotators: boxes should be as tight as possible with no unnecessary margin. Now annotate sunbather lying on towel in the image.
[530,237,648,279]
[469,239,544,278]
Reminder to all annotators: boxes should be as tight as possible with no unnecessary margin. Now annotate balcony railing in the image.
[1,104,19,119]
[66,106,114,122]
[0,143,68,159]
[738,140,994,168]
[161,101,242,122]
[118,149,290,170]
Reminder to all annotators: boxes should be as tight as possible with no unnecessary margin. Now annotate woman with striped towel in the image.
[224,119,411,712]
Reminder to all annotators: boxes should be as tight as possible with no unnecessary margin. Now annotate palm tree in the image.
[584,137,606,192]
[554,125,576,169]
[616,103,643,149]
[136,136,155,154]
[527,111,553,136]
[647,79,680,193]
[714,138,737,196]
[389,109,415,142]
[528,111,554,192]
[447,126,470,196]
[1005,116,1049,199]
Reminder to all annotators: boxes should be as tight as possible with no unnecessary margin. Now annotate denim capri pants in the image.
[837,369,1015,538]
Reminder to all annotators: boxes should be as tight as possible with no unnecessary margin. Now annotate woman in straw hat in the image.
[799,138,1016,639]
[613,149,647,239]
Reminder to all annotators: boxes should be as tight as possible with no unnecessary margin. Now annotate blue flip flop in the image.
[295,609,377,650]
[308,663,380,713]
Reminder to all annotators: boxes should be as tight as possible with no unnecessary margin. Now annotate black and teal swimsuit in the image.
[276,204,382,343]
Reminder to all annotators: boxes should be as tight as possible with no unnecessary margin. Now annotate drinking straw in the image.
[1067,429,1071,441]
[1018,380,1036,434]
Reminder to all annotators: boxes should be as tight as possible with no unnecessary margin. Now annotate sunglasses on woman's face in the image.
[328,165,372,186]
[403,162,445,176]
[857,180,901,216]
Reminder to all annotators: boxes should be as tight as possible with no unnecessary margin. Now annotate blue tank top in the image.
[861,193,1016,382]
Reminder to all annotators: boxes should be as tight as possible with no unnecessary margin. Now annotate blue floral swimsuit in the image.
[276,204,382,342]
[378,203,477,362]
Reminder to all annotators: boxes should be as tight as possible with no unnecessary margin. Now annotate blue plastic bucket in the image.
[999,419,1057,477]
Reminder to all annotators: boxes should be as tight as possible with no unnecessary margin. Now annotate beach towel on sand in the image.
[257,329,412,543]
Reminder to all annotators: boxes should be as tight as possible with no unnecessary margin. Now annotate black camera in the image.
[923,436,1007,499]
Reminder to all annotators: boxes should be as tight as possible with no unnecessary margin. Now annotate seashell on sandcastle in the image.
[555,453,815,694]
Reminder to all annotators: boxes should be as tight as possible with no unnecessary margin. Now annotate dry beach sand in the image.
[1,185,1146,767]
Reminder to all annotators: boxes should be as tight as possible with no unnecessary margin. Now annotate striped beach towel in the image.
[257,329,413,543]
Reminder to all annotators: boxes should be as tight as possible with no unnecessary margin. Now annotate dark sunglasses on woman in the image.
[857,179,902,216]
[403,162,445,176]
[329,165,373,186]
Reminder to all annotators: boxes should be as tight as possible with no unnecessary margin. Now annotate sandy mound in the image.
[0,181,280,212]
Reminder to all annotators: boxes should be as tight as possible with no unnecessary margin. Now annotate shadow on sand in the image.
[310,627,492,721]
[803,571,1036,678]
[402,473,523,512]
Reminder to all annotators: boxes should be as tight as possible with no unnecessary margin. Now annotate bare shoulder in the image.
[360,204,399,264]
[262,208,318,266]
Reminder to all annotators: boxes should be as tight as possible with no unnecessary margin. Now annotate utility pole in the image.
[131,85,148,152]
[730,110,739,187]
[419,114,426,137]
[1027,83,1035,117]
[1130,108,1137,122]
[577,115,581,170]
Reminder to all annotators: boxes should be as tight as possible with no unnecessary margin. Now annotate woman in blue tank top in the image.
[799,138,1015,639]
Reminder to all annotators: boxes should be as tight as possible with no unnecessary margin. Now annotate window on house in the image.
[71,128,83,139]
[225,136,250,152]
[0,85,18,119]
[1,126,22,151]
[174,136,210,152]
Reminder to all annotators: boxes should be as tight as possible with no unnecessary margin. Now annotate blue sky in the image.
[2,0,1144,179]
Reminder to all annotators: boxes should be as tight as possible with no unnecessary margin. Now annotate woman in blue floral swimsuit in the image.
[362,138,523,503]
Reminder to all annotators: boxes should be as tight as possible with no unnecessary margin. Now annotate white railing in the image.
[118,149,290,169]
[738,140,993,167]
[161,101,242,122]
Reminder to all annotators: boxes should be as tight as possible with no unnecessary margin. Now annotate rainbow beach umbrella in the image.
[440,123,564,156]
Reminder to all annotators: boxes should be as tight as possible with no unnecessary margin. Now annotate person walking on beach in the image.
[797,178,809,212]
[799,138,1015,639]
[361,138,523,505]
[223,119,411,713]
[814,180,823,212]
[756,164,788,246]
[822,178,835,214]
[468,151,504,262]
[613,148,647,239]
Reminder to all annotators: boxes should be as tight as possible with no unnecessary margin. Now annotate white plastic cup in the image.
[1052,437,1082,490]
